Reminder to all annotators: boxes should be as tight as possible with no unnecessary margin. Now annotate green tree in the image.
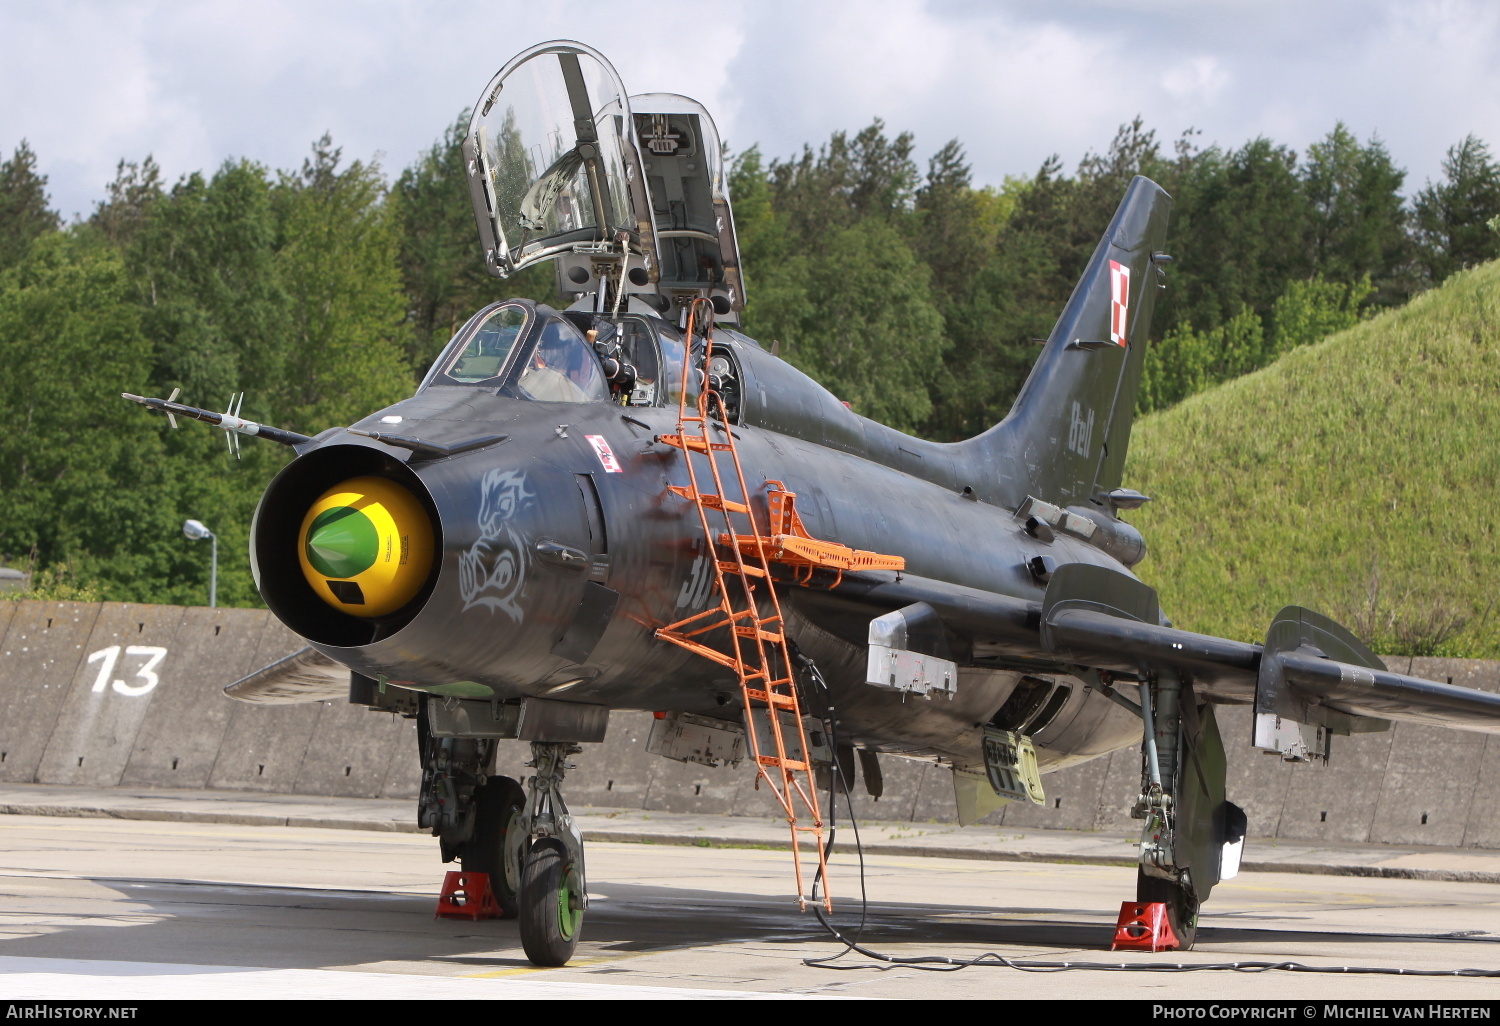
[913,140,993,305]
[0,231,185,599]
[912,144,1042,441]
[93,156,164,247]
[922,226,1056,439]
[274,135,413,431]
[1139,320,1215,413]
[1413,135,1500,284]
[767,120,919,245]
[751,218,946,431]
[733,145,805,344]
[1160,138,1312,334]
[1302,124,1411,306]
[1269,276,1371,357]
[0,141,60,272]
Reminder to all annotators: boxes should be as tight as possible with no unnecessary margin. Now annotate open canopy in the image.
[629,93,745,314]
[463,41,657,279]
[464,42,746,319]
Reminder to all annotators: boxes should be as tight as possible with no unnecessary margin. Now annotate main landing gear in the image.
[1123,668,1236,951]
[461,775,527,917]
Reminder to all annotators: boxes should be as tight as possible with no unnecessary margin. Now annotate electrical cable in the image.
[788,646,1500,978]
[788,643,869,959]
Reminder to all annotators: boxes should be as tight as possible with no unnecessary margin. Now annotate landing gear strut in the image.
[512,741,587,967]
[1131,668,1209,950]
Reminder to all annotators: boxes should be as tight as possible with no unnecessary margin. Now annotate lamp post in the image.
[183,519,217,608]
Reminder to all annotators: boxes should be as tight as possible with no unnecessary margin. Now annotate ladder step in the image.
[734,626,783,643]
[758,755,808,771]
[665,486,748,512]
[658,434,734,452]
[718,560,764,576]
[744,688,798,708]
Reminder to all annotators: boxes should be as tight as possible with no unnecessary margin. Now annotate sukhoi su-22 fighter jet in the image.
[124,40,1500,967]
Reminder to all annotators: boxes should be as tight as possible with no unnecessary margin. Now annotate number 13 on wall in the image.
[86,646,168,697]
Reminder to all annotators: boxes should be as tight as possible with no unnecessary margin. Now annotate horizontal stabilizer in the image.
[1035,564,1500,739]
[225,646,350,704]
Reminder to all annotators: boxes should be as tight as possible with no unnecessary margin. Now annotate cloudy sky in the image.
[4,0,1499,220]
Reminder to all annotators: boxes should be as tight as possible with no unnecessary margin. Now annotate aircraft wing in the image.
[224,646,350,704]
[783,562,1500,756]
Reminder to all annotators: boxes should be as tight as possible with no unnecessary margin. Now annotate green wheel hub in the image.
[557,865,582,940]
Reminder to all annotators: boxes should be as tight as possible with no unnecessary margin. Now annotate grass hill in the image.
[1124,259,1500,659]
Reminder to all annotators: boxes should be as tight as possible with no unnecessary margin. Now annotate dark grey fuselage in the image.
[250,177,1175,781]
[252,314,1136,778]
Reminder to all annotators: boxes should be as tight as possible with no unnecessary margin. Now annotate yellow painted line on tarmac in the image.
[464,950,649,978]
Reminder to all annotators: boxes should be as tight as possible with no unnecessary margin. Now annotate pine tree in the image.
[1302,124,1411,306]
[274,134,413,430]
[1413,135,1500,284]
[0,141,60,272]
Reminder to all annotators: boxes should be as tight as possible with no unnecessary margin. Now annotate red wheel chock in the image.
[1110,901,1179,952]
[435,871,501,920]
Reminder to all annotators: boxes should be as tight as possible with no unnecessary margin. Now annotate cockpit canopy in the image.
[629,93,744,315]
[420,300,724,415]
[463,42,745,321]
[463,43,649,277]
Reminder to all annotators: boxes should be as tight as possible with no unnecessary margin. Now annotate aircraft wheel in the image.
[460,776,526,918]
[1137,868,1198,949]
[518,839,584,966]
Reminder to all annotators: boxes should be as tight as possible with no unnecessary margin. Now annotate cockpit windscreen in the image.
[435,304,529,385]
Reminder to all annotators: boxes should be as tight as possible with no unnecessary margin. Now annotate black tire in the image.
[460,776,526,919]
[518,839,583,966]
[1137,868,1199,949]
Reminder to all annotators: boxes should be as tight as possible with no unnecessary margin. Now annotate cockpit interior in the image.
[422,300,745,424]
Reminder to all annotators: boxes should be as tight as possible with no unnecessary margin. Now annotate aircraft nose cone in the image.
[305,507,379,579]
[297,475,435,618]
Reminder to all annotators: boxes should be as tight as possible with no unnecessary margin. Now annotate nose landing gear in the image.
[510,741,587,966]
[421,709,589,962]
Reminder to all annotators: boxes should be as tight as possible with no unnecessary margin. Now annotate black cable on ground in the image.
[788,645,1500,978]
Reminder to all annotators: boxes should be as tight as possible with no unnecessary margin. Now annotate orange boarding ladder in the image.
[654,298,831,911]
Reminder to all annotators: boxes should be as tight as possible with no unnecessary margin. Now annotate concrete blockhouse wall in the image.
[2,600,1496,847]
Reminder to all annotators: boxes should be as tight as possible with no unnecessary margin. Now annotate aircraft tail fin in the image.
[967,176,1172,511]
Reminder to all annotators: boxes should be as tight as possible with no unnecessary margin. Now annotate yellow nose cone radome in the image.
[297,476,434,617]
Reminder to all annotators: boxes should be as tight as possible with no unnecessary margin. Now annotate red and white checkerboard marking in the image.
[1109,260,1130,346]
